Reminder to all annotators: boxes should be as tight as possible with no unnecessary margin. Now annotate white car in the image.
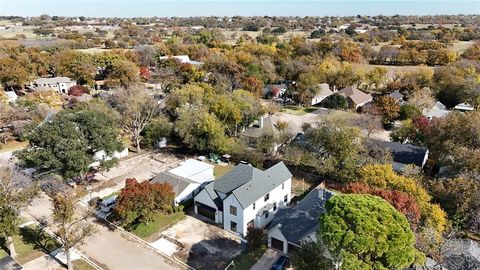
[100,196,117,213]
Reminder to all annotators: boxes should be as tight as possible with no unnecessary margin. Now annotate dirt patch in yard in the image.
[162,215,242,270]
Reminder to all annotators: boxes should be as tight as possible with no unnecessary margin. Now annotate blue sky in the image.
[1,0,478,17]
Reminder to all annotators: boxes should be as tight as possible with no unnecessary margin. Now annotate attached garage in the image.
[196,203,216,221]
[270,237,285,252]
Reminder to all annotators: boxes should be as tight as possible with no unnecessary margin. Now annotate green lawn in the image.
[73,259,97,270]
[282,106,317,116]
[101,191,120,200]
[0,226,61,264]
[213,163,234,178]
[128,212,185,241]
[231,245,268,270]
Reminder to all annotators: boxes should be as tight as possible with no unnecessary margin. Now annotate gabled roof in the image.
[338,86,373,105]
[312,83,334,100]
[0,256,22,270]
[214,162,292,208]
[454,102,474,111]
[33,77,74,85]
[367,139,428,167]
[150,171,196,196]
[422,101,449,118]
[389,90,404,101]
[204,181,223,210]
[268,187,334,245]
[241,116,278,139]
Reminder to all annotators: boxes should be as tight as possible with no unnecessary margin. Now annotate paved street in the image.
[26,193,184,270]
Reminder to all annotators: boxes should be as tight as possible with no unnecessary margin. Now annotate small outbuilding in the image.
[151,159,214,205]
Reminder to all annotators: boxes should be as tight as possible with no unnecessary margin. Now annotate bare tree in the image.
[109,86,160,152]
[52,193,96,270]
[0,164,37,258]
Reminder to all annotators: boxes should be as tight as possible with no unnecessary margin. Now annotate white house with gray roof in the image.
[193,162,292,236]
[30,77,76,94]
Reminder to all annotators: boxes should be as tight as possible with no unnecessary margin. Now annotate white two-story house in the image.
[194,162,292,236]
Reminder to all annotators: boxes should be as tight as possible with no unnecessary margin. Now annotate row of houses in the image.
[264,83,373,109]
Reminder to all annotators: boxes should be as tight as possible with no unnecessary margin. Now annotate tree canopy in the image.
[319,194,422,270]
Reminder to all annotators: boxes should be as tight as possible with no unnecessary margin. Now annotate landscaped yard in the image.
[232,245,268,270]
[0,225,60,264]
[282,106,317,116]
[128,212,185,241]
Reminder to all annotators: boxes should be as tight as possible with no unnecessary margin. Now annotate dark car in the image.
[271,255,290,270]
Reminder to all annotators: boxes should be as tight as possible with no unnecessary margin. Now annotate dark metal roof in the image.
[150,171,195,196]
[367,139,428,167]
[0,256,23,270]
[268,188,335,245]
[214,162,292,208]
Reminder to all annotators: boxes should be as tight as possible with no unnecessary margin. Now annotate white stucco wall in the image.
[194,188,222,224]
[223,177,292,236]
[268,226,288,253]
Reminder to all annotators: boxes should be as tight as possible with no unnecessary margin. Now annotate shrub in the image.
[320,93,348,109]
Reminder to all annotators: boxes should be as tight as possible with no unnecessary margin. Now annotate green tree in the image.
[142,116,173,148]
[175,105,229,153]
[16,105,123,179]
[365,67,388,91]
[320,93,348,109]
[0,58,30,90]
[292,241,335,270]
[16,114,92,179]
[305,124,364,182]
[399,104,421,120]
[319,194,422,270]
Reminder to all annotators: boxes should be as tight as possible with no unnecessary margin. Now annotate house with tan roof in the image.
[338,86,373,109]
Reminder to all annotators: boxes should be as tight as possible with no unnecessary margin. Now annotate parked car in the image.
[100,196,117,213]
[271,255,290,270]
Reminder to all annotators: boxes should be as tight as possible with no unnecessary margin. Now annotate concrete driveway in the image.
[251,248,281,270]
[161,215,242,270]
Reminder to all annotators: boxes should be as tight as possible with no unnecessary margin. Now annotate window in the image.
[284,195,288,203]
[253,203,255,210]
[282,183,284,190]
[264,211,269,218]
[230,205,237,216]
[231,221,237,232]
[273,202,277,211]
[264,193,269,202]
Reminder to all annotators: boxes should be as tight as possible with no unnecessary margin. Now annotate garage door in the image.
[271,237,284,252]
[197,203,216,221]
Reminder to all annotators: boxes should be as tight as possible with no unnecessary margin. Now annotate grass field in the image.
[0,226,60,264]
[128,212,185,241]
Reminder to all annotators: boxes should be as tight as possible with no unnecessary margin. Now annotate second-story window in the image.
[253,203,255,210]
[230,205,237,216]
[273,202,277,211]
[264,193,269,202]
[282,183,284,190]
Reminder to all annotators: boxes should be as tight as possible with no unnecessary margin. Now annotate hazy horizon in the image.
[1,0,479,18]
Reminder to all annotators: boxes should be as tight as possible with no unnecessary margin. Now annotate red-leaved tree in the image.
[139,66,151,80]
[114,178,174,226]
[343,182,421,228]
[68,85,90,96]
